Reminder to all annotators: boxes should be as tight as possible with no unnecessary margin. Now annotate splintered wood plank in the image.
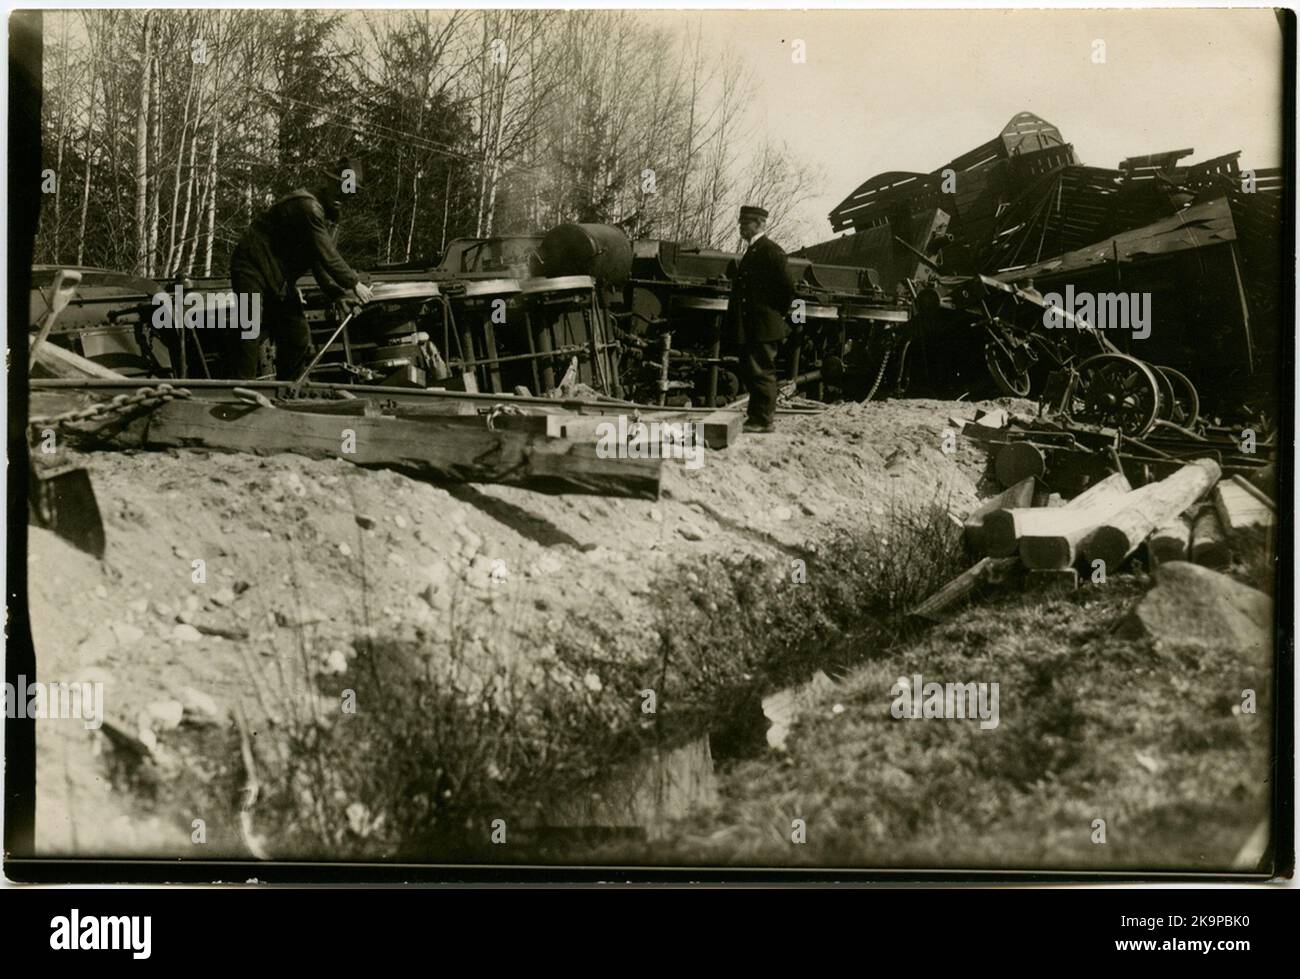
[110,399,662,499]
[394,403,558,435]
[973,407,1008,429]
[32,340,127,380]
[277,398,383,417]
[909,556,1019,622]
[1213,478,1276,535]
[549,415,710,467]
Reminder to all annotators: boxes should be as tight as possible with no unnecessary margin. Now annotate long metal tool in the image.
[291,309,358,393]
[290,282,444,393]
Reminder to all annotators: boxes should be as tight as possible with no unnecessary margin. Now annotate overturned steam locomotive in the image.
[29,209,1263,438]
[30,222,922,408]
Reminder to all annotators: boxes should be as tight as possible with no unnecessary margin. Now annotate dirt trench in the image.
[26,397,993,857]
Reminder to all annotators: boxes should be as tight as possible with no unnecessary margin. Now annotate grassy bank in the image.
[99,490,1273,871]
[650,571,1274,870]
[148,496,967,861]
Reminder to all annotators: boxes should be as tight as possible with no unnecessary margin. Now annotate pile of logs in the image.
[914,423,1277,621]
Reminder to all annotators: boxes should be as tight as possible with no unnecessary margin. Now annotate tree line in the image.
[35,9,821,280]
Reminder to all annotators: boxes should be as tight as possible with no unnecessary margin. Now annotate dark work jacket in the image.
[231,188,360,302]
[725,234,795,345]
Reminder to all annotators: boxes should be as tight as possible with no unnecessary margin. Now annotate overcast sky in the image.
[670,7,1285,249]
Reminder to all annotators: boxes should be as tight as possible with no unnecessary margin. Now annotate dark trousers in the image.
[741,340,779,425]
[222,264,311,381]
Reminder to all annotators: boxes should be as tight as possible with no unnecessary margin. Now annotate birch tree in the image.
[132,12,153,275]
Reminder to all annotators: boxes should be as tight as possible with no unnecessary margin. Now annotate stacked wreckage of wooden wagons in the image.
[911,405,1277,620]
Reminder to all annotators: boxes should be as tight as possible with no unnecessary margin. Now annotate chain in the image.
[30,383,193,435]
[863,345,892,402]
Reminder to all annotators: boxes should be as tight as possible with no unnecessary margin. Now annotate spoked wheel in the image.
[1153,366,1176,422]
[1153,364,1200,429]
[1071,353,1161,437]
[984,340,1032,397]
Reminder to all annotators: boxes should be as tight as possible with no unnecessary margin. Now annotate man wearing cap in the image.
[727,204,795,433]
[221,157,374,380]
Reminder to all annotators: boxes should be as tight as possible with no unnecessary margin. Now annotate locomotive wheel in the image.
[1152,364,1177,422]
[1154,364,1200,429]
[984,341,1032,398]
[1072,353,1161,437]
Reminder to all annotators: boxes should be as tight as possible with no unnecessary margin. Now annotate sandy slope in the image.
[26,396,1000,856]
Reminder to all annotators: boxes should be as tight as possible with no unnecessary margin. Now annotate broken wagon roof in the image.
[993,195,1239,283]
[828,112,1070,233]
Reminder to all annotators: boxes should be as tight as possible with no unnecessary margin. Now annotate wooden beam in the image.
[392,401,493,419]
[973,407,1008,428]
[277,398,382,417]
[1025,568,1079,594]
[553,416,641,441]
[30,376,829,419]
[107,399,662,499]
[910,556,1019,622]
[553,415,700,454]
[31,389,99,420]
[698,410,744,450]
[983,471,1131,559]
[1229,473,1275,509]
[1083,459,1222,570]
[1018,492,1138,570]
[31,340,126,380]
[29,269,83,372]
[395,404,557,435]
[994,441,1048,487]
[1213,478,1276,535]
[1191,505,1231,569]
[963,476,1035,555]
[1147,514,1193,567]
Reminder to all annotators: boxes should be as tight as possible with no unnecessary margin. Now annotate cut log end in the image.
[994,442,1046,488]
[1084,526,1134,571]
[1147,516,1192,567]
[1019,537,1076,571]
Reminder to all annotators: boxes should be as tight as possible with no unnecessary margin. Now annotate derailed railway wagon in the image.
[614,237,915,406]
[29,222,920,412]
[27,202,1267,437]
